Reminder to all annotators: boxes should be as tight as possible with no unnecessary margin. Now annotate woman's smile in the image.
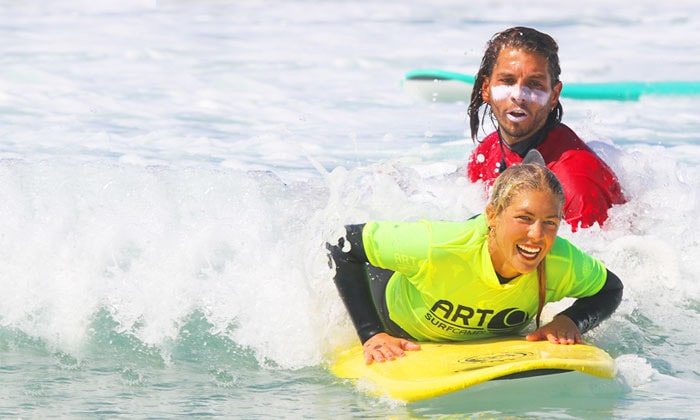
[516,243,541,260]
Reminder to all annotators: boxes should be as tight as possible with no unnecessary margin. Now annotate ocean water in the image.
[1,1,699,418]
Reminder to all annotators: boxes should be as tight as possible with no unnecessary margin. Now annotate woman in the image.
[328,161,623,364]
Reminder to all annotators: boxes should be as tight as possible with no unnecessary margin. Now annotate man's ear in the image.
[481,76,491,103]
[550,80,562,109]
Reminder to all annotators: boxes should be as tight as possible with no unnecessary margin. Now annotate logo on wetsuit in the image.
[425,299,529,336]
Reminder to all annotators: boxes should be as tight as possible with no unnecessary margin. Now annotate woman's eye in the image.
[544,220,559,227]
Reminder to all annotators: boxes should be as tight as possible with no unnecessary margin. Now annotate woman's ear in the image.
[485,203,496,227]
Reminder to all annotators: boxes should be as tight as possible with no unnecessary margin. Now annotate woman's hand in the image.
[526,315,582,344]
[362,332,421,364]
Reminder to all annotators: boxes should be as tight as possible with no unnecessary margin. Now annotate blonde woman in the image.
[328,160,623,364]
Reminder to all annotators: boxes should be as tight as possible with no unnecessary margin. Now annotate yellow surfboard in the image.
[330,337,616,402]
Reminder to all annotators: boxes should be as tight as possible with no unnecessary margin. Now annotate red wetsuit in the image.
[467,124,626,231]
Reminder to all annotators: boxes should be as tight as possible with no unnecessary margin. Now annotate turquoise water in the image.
[1,1,699,418]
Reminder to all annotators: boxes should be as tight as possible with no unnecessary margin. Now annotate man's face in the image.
[481,48,562,145]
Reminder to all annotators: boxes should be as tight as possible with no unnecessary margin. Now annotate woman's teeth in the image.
[517,244,541,259]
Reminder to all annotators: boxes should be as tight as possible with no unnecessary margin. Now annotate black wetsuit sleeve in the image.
[326,224,384,344]
[556,269,623,334]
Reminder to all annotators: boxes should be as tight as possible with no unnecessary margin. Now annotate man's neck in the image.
[499,123,557,158]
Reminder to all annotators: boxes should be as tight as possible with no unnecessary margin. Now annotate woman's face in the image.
[486,189,561,278]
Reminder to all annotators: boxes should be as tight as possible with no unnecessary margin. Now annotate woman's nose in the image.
[528,221,544,239]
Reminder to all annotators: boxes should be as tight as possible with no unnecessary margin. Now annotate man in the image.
[467,26,626,231]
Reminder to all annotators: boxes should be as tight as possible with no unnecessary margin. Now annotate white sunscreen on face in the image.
[490,85,550,105]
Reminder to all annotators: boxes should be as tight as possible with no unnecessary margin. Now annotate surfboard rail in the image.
[403,68,700,102]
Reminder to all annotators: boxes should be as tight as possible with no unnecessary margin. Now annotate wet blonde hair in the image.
[487,163,564,328]
[488,163,565,218]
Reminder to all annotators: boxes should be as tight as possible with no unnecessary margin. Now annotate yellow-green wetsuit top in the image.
[361,214,607,341]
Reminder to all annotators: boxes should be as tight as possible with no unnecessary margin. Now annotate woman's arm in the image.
[557,268,623,333]
[327,225,421,363]
[526,269,623,344]
[327,224,384,344]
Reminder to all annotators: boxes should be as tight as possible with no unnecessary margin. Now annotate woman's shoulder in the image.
[429,214,489,242]
[548,235,604,269]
